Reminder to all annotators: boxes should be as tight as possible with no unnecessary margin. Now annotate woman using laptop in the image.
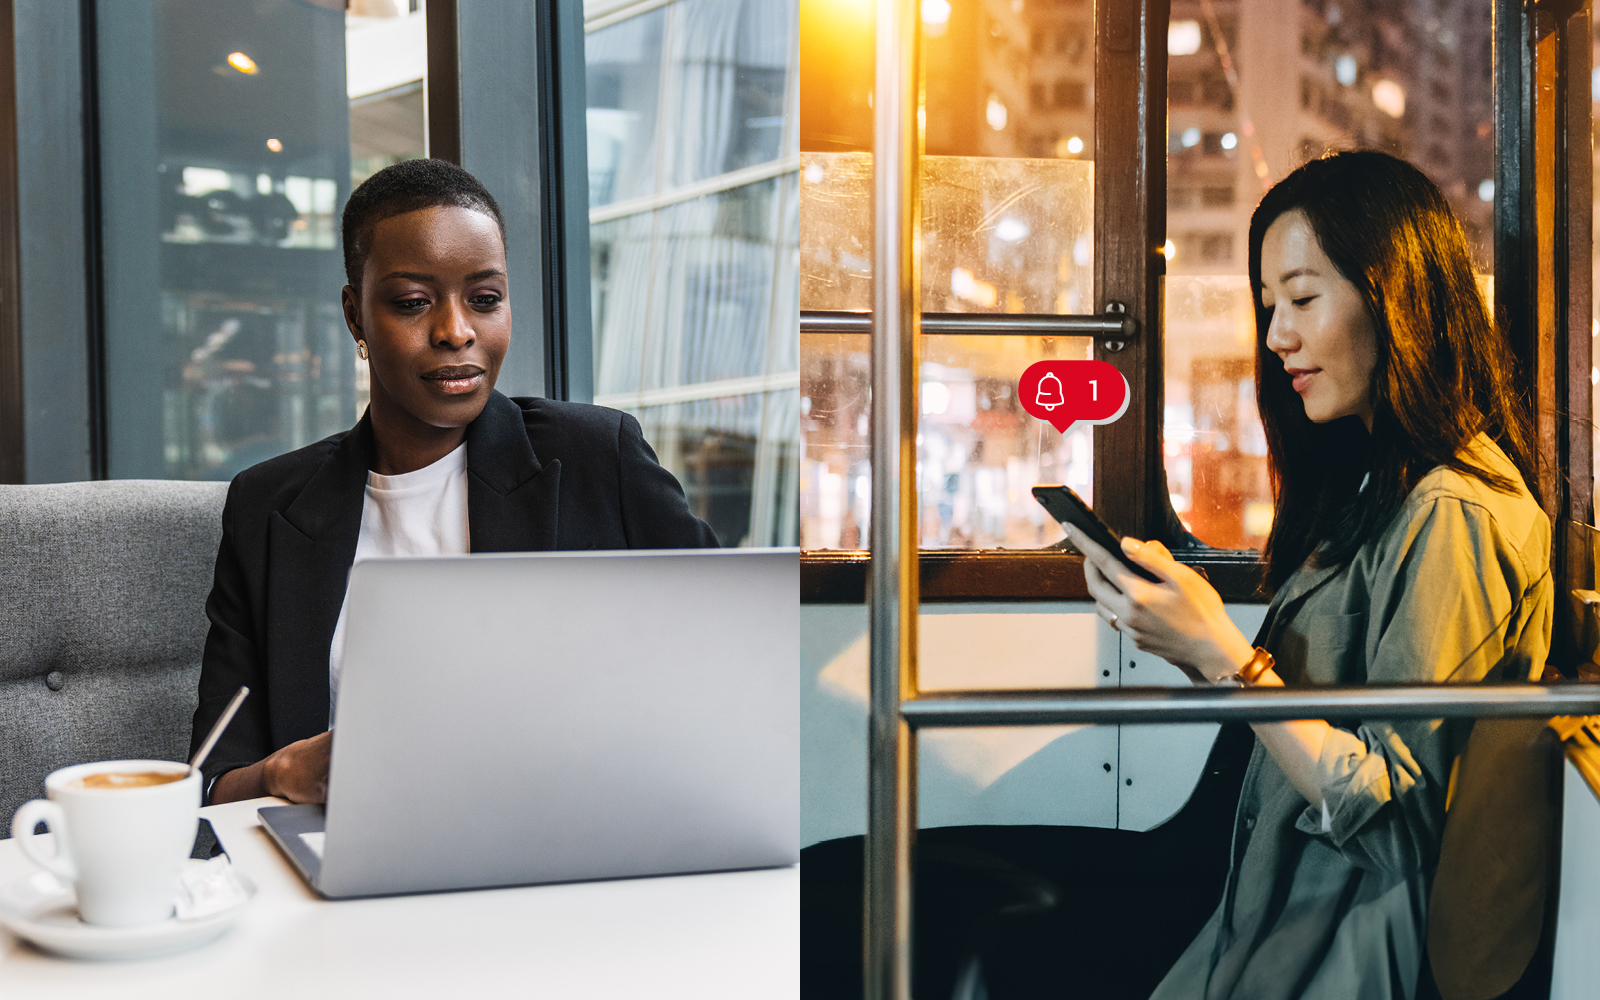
[1065,152,1550,997]
[193,159,717,806]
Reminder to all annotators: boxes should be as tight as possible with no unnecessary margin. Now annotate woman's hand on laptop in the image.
[262,731,333,803]
[210,730,333,805]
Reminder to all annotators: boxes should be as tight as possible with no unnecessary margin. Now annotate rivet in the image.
[1125,778,1133,786]
[44,671,64,692]
[1103,762,1112,772]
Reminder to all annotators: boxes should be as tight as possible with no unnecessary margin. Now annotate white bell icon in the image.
[1035,371,1065,411]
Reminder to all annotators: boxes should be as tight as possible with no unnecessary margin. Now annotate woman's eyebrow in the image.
[1279,266,1320,282]
[380,270,437,283]
[464,268,506,281]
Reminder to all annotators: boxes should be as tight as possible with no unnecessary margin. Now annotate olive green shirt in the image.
[1152,436,1552,1000]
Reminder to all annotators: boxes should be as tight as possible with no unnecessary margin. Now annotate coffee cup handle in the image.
[11,800,77,883]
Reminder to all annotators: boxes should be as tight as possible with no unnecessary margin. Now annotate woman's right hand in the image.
[212,730,333,805]
[262,730,334,803]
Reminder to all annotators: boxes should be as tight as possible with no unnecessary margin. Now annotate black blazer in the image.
[189,391,718,793]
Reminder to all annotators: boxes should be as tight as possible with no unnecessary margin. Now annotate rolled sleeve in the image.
[1293,723,1432,859]
[1291,495,1540,875]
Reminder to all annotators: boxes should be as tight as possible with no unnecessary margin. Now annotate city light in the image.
[1065,135,1083,155]
[985,95,1007,131]
[1168,20,1201,56]
[920,0,951,25]
[951,267,998,307]
[1372,79,1406,118]
[1478,179,1494,202]
[1335,55,1357,86]
[226,52,258,75]
[1181,127,1200,147]
[1220,132,1237,150]
[1162,239,1176,260]
[265,138,282,153]
[995,217,1030,242]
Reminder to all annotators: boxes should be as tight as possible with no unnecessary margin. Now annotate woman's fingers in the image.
[1062,523,1116,566]
[1121,536,1181,584]
[1084,560,1131,629]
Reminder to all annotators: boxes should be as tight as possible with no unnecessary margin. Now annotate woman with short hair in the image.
[192,159,717,806]
[1068,150,1551,998]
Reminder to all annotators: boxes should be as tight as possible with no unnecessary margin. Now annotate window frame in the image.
[801,0,1597,610]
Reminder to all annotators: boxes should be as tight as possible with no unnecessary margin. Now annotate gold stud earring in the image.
[356,340,368,361]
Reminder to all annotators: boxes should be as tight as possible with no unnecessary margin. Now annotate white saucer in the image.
[0,858,256,960]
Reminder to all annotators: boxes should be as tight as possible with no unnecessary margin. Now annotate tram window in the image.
[95,0,426,480]
[1163,0,1494,550]
[585,0,800,547]
[799,0,1095,551]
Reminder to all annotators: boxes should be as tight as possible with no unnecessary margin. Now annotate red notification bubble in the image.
[1018,360,1130,434]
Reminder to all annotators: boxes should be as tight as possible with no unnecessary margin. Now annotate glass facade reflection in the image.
[586,0,799,547]
[97,0,426,480]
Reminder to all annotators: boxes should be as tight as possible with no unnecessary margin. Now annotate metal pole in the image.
[866,0,918,995]
[899,683,1600,727]
[800,310,1138,338]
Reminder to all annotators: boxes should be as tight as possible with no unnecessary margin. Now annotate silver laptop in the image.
[258,548,798,899]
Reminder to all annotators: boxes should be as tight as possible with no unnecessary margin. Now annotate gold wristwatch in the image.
[1227,647,1275,686]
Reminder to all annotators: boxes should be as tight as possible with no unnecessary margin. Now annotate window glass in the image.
[799,0,1095,551]
[96,0,425,480]
[802,331,1090,550]
[586,9,664,210]
[1163,0,1494,548]
[586,0,800,547]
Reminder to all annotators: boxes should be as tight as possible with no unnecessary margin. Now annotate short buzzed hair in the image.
[340,158,507,288]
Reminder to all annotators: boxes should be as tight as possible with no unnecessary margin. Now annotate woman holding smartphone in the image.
[1066,151,1551,999]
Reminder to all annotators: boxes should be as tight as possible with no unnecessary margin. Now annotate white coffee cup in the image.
[10,760,200,927]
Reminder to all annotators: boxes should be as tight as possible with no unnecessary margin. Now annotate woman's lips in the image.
[422,366,485,395]
[1288,369,1319,393]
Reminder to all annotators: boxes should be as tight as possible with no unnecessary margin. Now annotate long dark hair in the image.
[1249,151,1536,589]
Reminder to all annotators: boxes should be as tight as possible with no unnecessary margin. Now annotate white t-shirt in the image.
[328,442,470,723]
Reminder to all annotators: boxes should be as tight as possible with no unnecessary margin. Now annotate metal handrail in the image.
[901,683,1600,727]
[801,309,1138,339]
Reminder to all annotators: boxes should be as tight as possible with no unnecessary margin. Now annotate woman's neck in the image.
[366,389,468,476]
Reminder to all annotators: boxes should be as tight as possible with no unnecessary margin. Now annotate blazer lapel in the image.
[466,390,561,553]
[266,416,373,743]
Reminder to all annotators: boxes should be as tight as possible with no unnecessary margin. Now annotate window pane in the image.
[799,0,1096,551]
[1163,1,1495,548]
[662,0,795,187]
[585,0,799,547]
[586,9,665,210]
[97,0,426,480]
[800,150,1094,550]
[802,332,1093,550]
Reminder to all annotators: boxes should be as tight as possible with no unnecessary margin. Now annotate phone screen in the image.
[1031,485,1162,583]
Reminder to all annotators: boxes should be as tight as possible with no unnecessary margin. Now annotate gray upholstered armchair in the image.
[0,481,228,831]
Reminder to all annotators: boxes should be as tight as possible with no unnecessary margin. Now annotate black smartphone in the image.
[1031,485,1163,583]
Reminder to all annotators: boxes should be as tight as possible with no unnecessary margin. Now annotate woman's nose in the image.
[433,300,475,349]
[1264,307,1296,357]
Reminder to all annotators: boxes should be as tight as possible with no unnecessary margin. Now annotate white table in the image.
[0,797,798,998]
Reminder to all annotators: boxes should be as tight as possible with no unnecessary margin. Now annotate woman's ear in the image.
[341,284,363,340]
